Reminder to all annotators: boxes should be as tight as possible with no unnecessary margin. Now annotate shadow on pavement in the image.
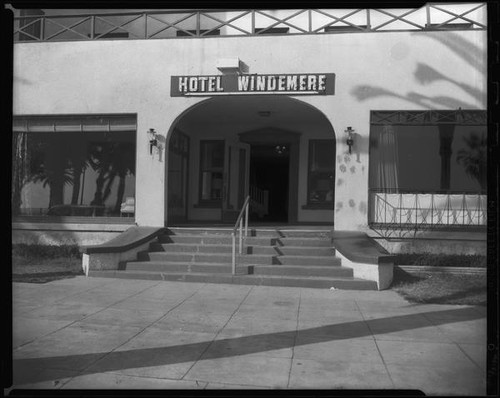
[12,306,485,385]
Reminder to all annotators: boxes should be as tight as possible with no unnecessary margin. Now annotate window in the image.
[369,114,487,193]
[368,110,487,231]
[11,115,136,219]
[324,25,368,32]
[168,129,190,223]
[307,140,335,207]
[176,29,221,37]
[199,140,224,205]
[255,27,290,34]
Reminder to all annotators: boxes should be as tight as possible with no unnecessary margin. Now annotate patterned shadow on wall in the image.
[350,33,486,109]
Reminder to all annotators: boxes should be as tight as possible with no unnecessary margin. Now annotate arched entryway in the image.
[165,95,336,226]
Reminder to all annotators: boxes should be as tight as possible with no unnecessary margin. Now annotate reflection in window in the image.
[369,123,487,193]
[11,115,136,218]
[308,140,335,206]
[368,110,487,231]
[199,140,224,203]
[168,130,190,223]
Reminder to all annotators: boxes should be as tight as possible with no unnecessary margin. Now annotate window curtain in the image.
[377,125,399,190]
[11,132,30,215]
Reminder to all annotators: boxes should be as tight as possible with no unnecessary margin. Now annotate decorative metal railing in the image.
[249,184,269,218]
[371,110,487,126]
[369,189,487,238]
[13,3,486,43]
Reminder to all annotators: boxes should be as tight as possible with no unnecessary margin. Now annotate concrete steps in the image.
[89,270,378,290]
[110,227,378,290]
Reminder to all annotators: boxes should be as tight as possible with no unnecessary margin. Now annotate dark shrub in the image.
[393,253,486,267]
[12,244,82,260]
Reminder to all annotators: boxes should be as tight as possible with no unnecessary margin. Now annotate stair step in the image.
[88,270,378,290]
[247,229,332,238]
[166,228,332,239]
[252,265,353,277]
[152,243,336,256]
[274,237,332,247]
[151,243,235,253]
[158,235,275,246]
[152,244,336,256]
[125,261,251,274]
[265,246,336,256]
[139,252,274,265]
[274,255,342,266]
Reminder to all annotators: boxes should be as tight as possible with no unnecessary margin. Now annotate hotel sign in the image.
[171,73,335,97]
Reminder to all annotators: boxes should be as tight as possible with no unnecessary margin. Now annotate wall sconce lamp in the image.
[345,126,355,154]
[147,128,158,155]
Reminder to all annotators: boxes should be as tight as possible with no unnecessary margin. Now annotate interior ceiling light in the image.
[274,145,287,155]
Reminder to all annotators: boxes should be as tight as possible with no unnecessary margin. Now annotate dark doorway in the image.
[249,144,290,222]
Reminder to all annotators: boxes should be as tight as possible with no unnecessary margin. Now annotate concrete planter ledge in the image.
[395,265,486,276]
[332,231,396,290]
[80,226,166,276]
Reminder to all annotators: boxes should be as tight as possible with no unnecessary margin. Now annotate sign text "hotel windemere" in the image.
[171,73,335,96]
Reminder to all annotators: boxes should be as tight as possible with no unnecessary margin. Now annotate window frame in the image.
[197,139,225,207]
[306,139,335,209]
[11,114,137,223]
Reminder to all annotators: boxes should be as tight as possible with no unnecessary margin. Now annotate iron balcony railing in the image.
[368,189,487,238]
[13,4,487,43]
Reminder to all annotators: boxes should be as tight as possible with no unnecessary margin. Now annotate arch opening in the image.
[165,95,336,226]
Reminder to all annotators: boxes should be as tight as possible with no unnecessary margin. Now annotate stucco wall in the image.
[13,30,487,230]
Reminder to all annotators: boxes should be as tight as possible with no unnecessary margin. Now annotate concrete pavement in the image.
[10,276,487,394]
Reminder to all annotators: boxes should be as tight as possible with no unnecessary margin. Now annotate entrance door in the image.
[222,142,250,222]
[249,144,290,222]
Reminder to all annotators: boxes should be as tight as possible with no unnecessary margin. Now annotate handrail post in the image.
[231,231,236,275]
[239,218,243,255]
[231,195,251,276]
[245,202,249,238]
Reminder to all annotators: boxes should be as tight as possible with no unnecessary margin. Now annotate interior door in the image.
[222,142,250,222]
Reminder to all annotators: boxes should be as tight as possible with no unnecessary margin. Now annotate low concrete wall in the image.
[395,265,486,276]
[82,240,152,275]
[336,251,394,290]
[12,222,134,246]
[368,230,487,255]
[80,226,166,276]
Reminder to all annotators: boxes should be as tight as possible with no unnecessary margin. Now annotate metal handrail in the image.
[231,195,251,275]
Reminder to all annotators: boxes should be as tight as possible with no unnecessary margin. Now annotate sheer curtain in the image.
[377,125,399,191]
[11,132,30,215]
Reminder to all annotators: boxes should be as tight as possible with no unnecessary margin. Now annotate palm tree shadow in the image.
[350,31,486,109]
[12,306,485,386]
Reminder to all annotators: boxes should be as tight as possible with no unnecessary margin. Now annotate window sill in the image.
[12,217,135,232]
[302,203,333,210]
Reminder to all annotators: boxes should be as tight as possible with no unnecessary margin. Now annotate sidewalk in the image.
[10,276,486,394]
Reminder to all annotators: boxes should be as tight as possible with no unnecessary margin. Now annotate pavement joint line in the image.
[286,289,301,388]
[17,277,124,308]
[419,308,486,372]
[86,369,208,386]
[58,283,209,386]
[179,285,256,380]
[12,280,167,351]
[455,342,485,373]
[419,308,479,345]
[353,299,397,389]
[182,377,270,389]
